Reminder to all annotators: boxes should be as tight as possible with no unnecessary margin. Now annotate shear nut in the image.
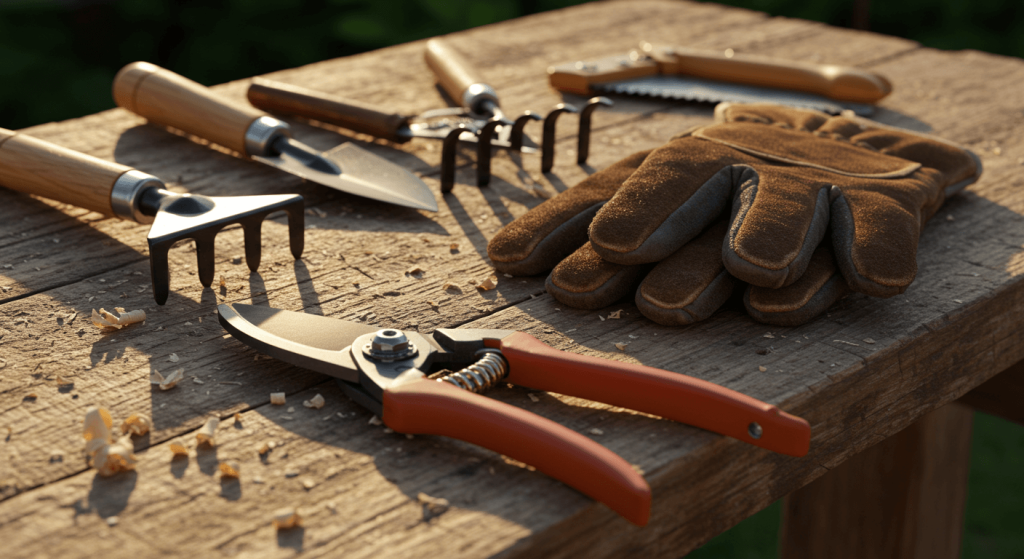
[363,329,417,362]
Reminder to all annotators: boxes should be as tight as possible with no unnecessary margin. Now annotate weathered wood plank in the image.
[2,0,1024,557]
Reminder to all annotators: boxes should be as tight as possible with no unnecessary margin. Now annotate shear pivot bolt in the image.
[364,329,417,362]
[748,422,763,440]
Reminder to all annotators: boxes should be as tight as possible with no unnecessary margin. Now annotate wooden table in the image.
[2,1,1022,557]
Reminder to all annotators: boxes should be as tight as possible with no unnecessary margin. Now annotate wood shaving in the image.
[270,392,286,405]
[287,407,295,413]
[863,338,876,344]
[449,243,459,251]
[527,393,540,403]
[607,310,622,319]
[121,414,151,436]
[589,428,604,436]
[91,307,146,330]
[168,353,180,363]
[56,376,73,386]
[614,342,628,351]
[427,301,439,310]
[302,479,316,490]
[303,394,325,409]
[272,508,302,529]
[219,275,226,287]
[82,407,137,476]
[368,415,382,426]
[406,266,425,276]
[475,274,498,291]
[219,461,240,478]
[833,340,860,347]
[258,442,272,455]
[233,412,242,424]
[196,417,220,446]
[151,368,184,390]
[758,366,767,372]
[170,443,188,457]
[417,493,450,520]
[441,282,462,293]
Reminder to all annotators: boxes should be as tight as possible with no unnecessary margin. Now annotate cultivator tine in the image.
[285,203,305,259]
[149,244,172,306]
[196,236,217,288]
[578,97,613,165]
[243,218,264,272]
[541,104,579,173]
[441,125,466,193]
[476,117,503,186]
[510,111,542,152]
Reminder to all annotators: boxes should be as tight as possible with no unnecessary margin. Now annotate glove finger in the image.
[744,241,851,326]
[546,242,649,309]
[830,179,937,297]
[635,220,738,326]
[588,137,743,265]
[487,150,651,276]
[722,165,830,288]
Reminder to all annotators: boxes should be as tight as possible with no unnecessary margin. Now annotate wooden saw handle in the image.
[247,78,412,144]
[0,128,131,216]
[113,61,266,155]
[647,44,892,104]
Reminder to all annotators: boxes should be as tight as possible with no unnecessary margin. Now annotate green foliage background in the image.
[0,1,1021,557]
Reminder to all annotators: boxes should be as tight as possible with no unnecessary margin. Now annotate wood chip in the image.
[406,266,425,276]
[258,442,272,455]
[270,392,286,405]
[475,274,498,291]
[168,353,180,363]
[607,310,622,319]
[82,407,137,476]
[169,443,188,457]
[589,428,604,436]
[427,301,439,310]
[121,414,151,436]
[302,479,316,490]
[863,338,876,344]
[219,461,240,478]
[614,342,627,351]
[527,393,540,403]
[233,413,242,424]
[758,366,767,372]
[441,282,462,293]
[417,492,450,520]
[303,394,325,409]
[219,275,226,287]
[449,243,460,251]
[833,340,860,347]
[272,508,302,529]
[368,415,382,426]
[150,368,184,390]
[91,307,146,330]
[196,417,219,446]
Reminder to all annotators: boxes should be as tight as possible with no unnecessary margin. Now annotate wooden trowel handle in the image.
[424,38,499,113]
[113,61,266,155]
[0,128,132,216]
[648,44,892,103]
[247,79,411,144]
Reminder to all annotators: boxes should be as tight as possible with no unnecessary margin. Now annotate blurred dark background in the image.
[2,0,1024,129]
[1,1,1022,557]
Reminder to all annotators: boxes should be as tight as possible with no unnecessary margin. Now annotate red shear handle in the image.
[494,332,811,457]
[382,377,651,526]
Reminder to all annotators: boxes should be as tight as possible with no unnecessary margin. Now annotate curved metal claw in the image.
[441,125,467,193]
[510,111,543,152]
[578,97,613,165]
[476,116,503,187]
[541,103,579,173]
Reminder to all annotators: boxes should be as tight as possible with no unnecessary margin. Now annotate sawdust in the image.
[196,418,219,447]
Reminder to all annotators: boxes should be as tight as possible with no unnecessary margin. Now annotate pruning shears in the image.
[218,303,810,526]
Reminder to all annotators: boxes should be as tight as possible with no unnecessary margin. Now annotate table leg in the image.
[779,403,974,559]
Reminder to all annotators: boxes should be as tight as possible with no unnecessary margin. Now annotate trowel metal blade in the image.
[594,75,876,116]
[254,140,438,212]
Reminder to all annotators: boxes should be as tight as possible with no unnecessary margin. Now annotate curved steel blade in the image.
[254,138,438,212]
[217,303,378,381]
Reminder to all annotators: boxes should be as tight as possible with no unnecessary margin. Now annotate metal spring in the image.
[437,350,509,393]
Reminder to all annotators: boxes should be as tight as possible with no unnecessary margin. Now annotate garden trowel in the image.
[113,62,437,212]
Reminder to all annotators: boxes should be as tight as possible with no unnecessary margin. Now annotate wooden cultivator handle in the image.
[247,78,412,144]
[0,128,132,216]
[113,61,267,156]
[424,38,499,114]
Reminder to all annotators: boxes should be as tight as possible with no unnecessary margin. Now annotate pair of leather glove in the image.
[488,103,981,326]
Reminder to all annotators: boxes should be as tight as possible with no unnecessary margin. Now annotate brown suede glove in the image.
[488,103,981,326]
[588,103,981,296]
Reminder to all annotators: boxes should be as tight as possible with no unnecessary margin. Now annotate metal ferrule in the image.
[110,169,164,224]
[462,83,499,115]
[244,116,292,157]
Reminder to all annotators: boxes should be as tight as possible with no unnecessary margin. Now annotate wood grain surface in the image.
[1,1,1022,557]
